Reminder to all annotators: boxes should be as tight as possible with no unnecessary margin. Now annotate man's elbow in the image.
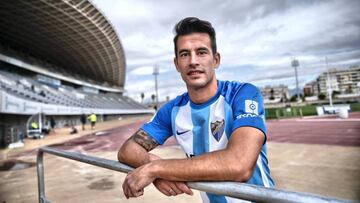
[117,144,129,163]
[234,167,254,182]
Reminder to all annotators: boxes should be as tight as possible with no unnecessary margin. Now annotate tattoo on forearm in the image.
[131,129,159,151]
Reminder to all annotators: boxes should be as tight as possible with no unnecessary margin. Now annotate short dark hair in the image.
[173,17,217,57]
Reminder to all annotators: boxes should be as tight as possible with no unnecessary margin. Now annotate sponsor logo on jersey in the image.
[211,119,225,142]
[236,113,259,119]
[245,100,258,115]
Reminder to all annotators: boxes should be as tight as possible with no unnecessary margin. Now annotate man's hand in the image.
[122,163,156,198]
[122,161,194,198]
[153,179,193,196]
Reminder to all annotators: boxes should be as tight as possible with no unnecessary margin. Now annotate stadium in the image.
[0,1,359,203]
[0,0,153,147]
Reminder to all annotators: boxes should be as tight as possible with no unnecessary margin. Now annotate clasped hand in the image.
[122,163,193,198]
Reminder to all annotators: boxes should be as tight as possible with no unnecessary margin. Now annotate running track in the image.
[46,112,360,153]
[267,113,360,146]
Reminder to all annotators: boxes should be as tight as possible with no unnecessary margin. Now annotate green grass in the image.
[266,102,359,119]
[293,105,317,116]
[350,103,360,111]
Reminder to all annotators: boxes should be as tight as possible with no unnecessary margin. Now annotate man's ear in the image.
[214,52,221,69]
[174,57,180,72]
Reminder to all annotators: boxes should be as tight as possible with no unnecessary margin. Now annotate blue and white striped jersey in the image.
[142,80,274,203]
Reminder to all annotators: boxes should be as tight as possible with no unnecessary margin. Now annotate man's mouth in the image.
[187,70,204,76]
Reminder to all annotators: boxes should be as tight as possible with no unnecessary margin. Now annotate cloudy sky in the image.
[92,0,360,103]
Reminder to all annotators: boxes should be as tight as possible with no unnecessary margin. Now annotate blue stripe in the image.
[246,145,274,187]
[191,106,210,155]
[224,100,233,140]
[247,164,263,185]
[259,144,275,186]
[207,193,227,203]
[171,106,180,137]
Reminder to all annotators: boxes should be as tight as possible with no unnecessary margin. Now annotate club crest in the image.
[211,119,225,142]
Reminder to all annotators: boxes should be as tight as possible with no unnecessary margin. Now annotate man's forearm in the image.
[148,149,251,182]
[118,129,161,167]
[121,128,264,198]
[146,127,264,183]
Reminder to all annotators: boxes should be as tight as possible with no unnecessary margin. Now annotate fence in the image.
[37,147,354,203]
[0,124,24,148]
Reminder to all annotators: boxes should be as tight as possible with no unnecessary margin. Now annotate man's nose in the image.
[189,52,199,66]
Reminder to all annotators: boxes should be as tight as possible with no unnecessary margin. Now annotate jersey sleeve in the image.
[232,83,267,140]
[141,102,173,145]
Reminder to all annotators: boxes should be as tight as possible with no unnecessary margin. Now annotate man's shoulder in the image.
[219,80,260,95]
[161,92,189,110]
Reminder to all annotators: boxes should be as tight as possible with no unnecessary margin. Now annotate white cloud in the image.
[129,66,154,75]
[92,0,360,100]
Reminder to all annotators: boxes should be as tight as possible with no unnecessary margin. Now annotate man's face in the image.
[174,33,220,90]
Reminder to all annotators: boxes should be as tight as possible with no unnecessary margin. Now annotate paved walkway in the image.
[1,113,359,202]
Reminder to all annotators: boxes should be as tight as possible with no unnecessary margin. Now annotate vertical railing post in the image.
[37,149,45,203]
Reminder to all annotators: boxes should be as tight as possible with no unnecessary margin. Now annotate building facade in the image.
[310,66,360,96]
[261,85,290,103]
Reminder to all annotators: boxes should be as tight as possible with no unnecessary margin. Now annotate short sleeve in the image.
[141,102,173,145]
[232,83,267,140]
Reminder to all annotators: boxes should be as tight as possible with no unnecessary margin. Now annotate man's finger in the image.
[155,184,172,196]
[129,182,144,198]
[122,181,130,199]
[135,188,144,197]
[170,183,183,195]
[153,179,173,196]
[176,182,193,196]
[158,188,172,196]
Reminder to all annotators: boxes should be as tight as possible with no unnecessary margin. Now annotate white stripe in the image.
[225,196,251,203]
[209,96,228,152]
[256,155,270,187]
[174,102,194,156]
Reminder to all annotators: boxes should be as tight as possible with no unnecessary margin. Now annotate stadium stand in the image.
[0,0,154,148]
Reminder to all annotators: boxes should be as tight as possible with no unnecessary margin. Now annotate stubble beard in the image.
[185,72,215,91]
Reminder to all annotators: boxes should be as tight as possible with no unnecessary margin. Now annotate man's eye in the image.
[180,53,188,57]
[198,51,207,55]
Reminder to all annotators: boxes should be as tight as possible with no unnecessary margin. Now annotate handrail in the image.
[37,147,355,203]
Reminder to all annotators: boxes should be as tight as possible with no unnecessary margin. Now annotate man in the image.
[88,113,97,130]
[50,117,56,133]
[118,17,274,203]
[80,114,87,130]
[31,121,38,129]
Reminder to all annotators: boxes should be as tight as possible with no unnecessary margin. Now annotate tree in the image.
[269,88,275,100]
[151,94,157,111]
[290,94,303,102]
[151,94,155,104]
[318,93,326,100]
[290,95,297,102]
[345,85,353,94]
[140,92,145,103]
[332,90,340,99]
[282,92,288,102]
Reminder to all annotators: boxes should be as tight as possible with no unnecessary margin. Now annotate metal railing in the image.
[37,147,355,203]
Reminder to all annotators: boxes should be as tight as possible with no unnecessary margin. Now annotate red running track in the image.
[42,112,360,154]
[267,112,360,146]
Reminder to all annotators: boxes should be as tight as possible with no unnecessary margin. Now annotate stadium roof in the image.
[0,0,126,90]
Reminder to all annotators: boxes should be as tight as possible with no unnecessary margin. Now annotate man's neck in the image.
[187,79,218,104]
